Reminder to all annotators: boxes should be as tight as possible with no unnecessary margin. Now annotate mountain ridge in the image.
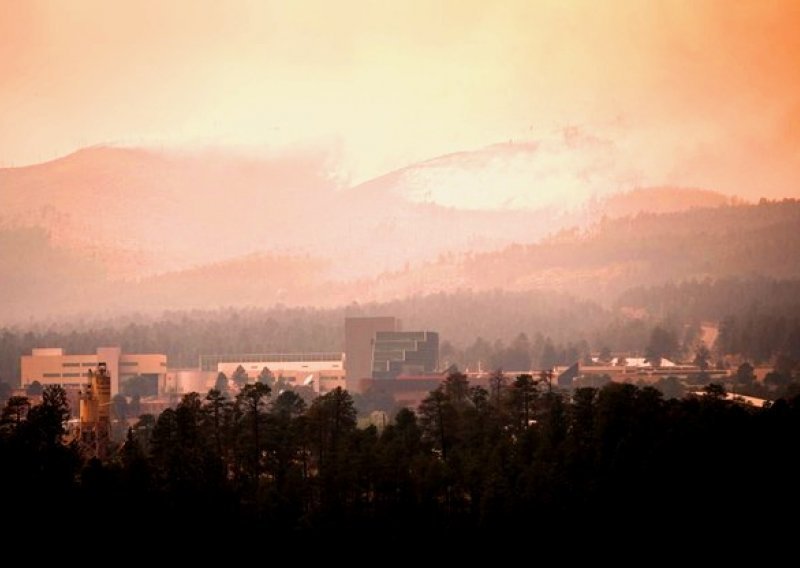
[3,197,794,322]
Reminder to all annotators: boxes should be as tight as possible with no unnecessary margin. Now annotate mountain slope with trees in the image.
[2,378,799,541]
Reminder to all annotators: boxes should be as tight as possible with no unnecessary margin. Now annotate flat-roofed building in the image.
[200,352,346,394]
[164,369,219,395]
[21,347,167,396]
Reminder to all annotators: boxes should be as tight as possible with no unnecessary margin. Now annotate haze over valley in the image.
[1,141,787,321]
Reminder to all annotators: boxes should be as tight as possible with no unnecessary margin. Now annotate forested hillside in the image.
[3,276,800,385]
[453,199,800,301]
[616,278,800,321]
[3,200,799,320]
[0,290,606,381]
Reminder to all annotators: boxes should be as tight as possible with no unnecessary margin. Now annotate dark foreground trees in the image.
[2,377,800,542]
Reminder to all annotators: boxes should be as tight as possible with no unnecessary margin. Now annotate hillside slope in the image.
[2,200,796,321]
[0,145,736,282]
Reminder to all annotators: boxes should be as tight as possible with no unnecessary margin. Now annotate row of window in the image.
[60,360,166,368]
[200,353,342,370]
[42,372,90,378]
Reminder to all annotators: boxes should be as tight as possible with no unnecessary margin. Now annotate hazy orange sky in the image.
[2,0,799,203]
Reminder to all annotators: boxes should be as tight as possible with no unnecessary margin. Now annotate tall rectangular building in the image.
[344,316,399,393]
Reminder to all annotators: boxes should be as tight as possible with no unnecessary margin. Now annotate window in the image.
[62,362,80,367]
[43,373,61,378]
[120,361,138,367]
[81,362,95,367]
[62,373,80,378]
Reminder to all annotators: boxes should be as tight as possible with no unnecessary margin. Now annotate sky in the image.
[2,0,800,204]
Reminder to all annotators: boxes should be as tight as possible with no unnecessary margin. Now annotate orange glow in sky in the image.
[2,1,799,203]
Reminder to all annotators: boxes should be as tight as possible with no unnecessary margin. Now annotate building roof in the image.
[200,352,344,370]
[595,357,677,368]
[691,391,770,408]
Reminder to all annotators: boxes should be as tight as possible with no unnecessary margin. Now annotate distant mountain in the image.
[1,143,760,321]
[0,145,738,279]
[590,187,733,218]
[351,135,660,211]
[3,200,795,321]
[0,146,341,278]
[0,145,552,281]
[399,199,800,303]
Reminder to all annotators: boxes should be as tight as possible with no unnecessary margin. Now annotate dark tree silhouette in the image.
[645,326,678,366]
[231,365,249,389]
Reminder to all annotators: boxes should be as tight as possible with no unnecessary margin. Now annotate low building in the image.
[558,360,729,388]
[360,373,446,408]
[21,347,167,396]
[164,368,219,395]
[361,368,549,409]
[200,352,346,394]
